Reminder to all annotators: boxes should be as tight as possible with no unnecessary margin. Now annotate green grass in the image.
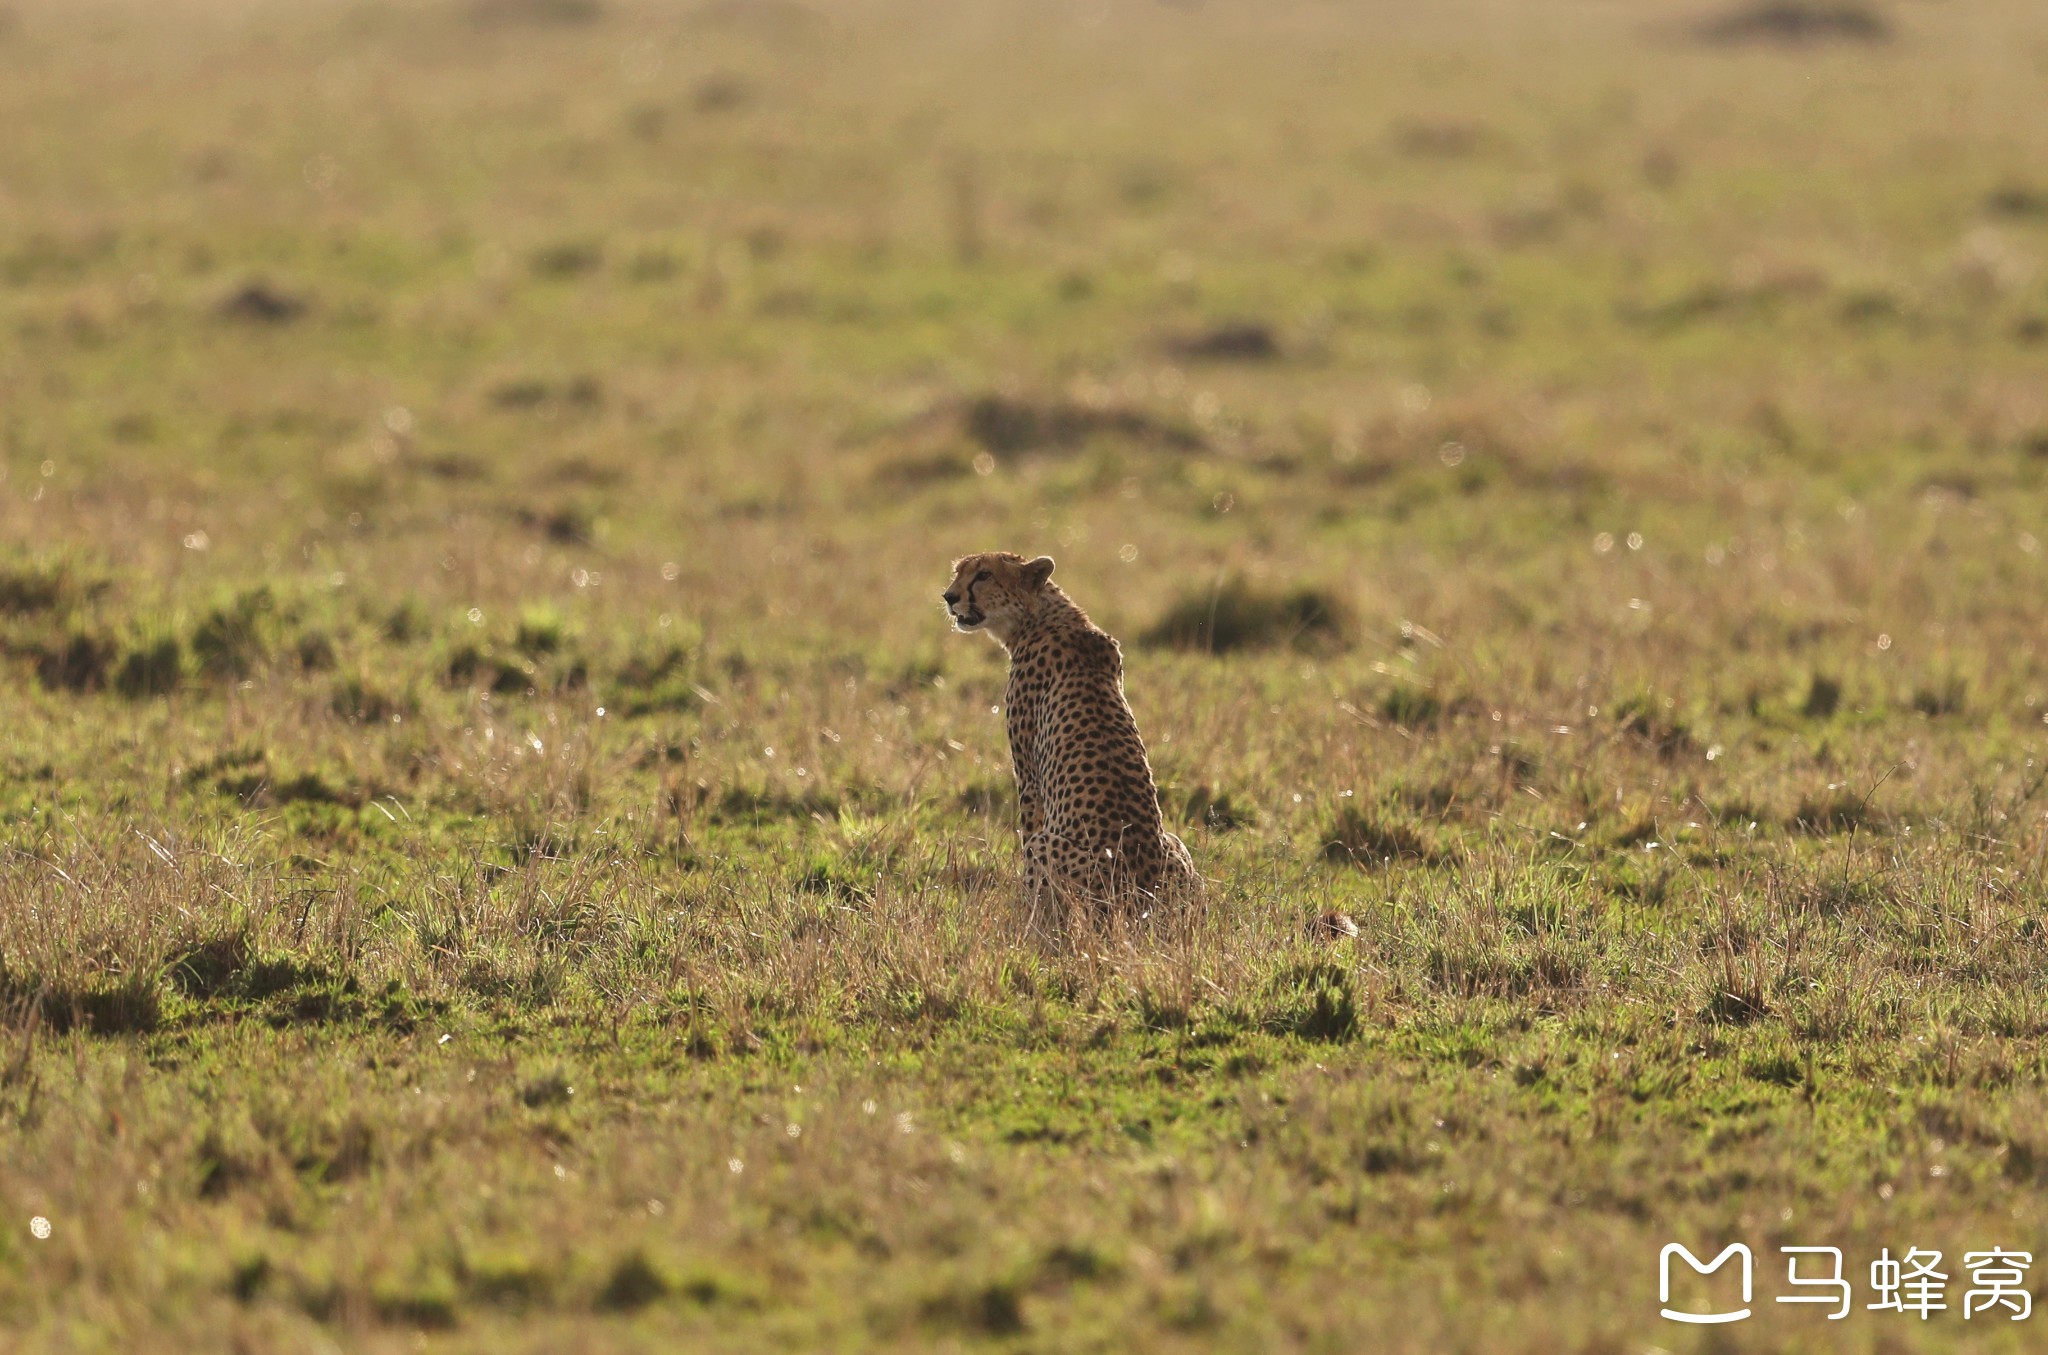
[4,0,2048,1349]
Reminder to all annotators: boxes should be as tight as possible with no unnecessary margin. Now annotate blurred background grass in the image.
[4,0,2048,1350]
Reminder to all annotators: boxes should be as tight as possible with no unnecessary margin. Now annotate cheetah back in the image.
[1017,629,1164,847]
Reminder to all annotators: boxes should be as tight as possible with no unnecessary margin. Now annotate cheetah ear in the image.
[1021,556,1055,589]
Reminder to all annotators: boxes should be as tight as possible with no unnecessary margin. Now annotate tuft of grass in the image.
[514,502,598,546]
[1162,321,1280,363]
[513,604,568,656]
[1176,782,1252,831]
[463,1252,555,1308]
[30,630,118,692]
[216,280,307,323]
[518,1070,575,1109]
[1694,2,1891,46]
[1,970,164,1036]
[114,631,184,698]
[168,936,330,1002]
[473,0,606,25]
[1321,801,1443,867]
[1986,183,2048,219]
[594,1251,670,1312]
[1258,961,1361,1042]
[1789,786,1887,835]
[445,643,538,696]
[372,1274,460,1329]
[1801,672,1842,719]
[1140,576,1350,654]
[0,557,76,615]
[1910,674,1967,717]
[330,673,409,723]
[920,1276,1026,1336]
[1611,690,1696,759]
[529,241,604,277]
[1378,683,1441,728]
[468,0,602,26]
[190,588,276,679]
[961,394,1202,459]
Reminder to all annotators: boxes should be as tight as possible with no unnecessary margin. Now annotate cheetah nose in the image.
[942,591,960,606]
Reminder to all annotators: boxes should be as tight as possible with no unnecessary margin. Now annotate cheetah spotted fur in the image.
[943,551,1200,929]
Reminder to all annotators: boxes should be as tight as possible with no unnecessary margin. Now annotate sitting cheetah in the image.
[943,551,1200,929]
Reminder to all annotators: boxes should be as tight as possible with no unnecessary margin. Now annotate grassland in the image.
[4,0,2048,1349]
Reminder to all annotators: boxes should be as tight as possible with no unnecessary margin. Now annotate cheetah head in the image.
[943,552,1055,643]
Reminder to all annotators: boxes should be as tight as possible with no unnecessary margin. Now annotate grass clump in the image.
[167,936,330,1003]
[1258,961,1361,1042]
[1321,800,1444,867]
[0,557,80,615]
[1177,782,1252,830]
[920,1276,1026,1336]
[1910,674,1967,717]
[1140,576,1350,654]
[0,967,163,1035]
[469,0,603,26]
[372,1272,460,1329]
[513,604,568,656]
[190,587,278,679]
[1694,2,1891,46]
[594,1250,670,1312]
[445,643,538,696]
[962,394,1202,459]
[1378,683,1442,728]
[611,645,700,716]
[114,631,185,698]
[29,630,119,692]
[329,673,409,723]
[1789,786,1887,835]
[1800,672,1842,719]
[1611,690,1696,758]
[216,280,307,324]
[1163,321,1280,363]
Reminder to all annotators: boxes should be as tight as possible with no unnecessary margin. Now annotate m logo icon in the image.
[1660,1243,1753,1324]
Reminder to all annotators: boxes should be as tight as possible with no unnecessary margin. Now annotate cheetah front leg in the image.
[1020,830,1063,942]
[1158,831,1203,906]
[1007,698,1058,935]
[1022,831,1122,943]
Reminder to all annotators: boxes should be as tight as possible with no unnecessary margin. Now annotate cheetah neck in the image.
[989,584,1092,653]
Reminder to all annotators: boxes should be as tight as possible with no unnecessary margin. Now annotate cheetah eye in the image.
[974,570,991,582]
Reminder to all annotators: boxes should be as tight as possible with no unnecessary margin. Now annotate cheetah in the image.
[942,551,1200,931]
